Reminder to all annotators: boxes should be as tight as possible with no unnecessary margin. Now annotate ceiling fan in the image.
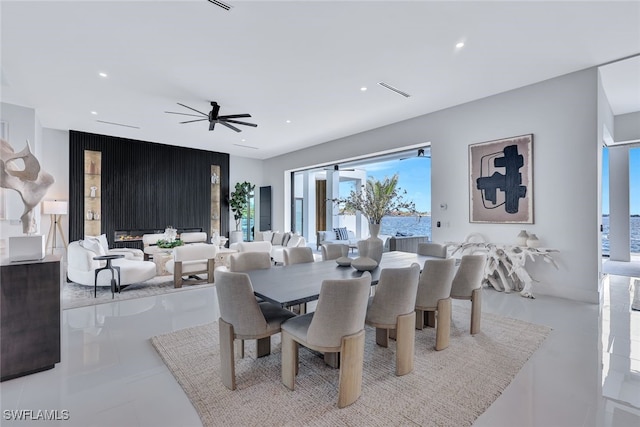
[165,101,257,132]
[400,148,430,160]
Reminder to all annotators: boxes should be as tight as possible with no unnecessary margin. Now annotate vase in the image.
[526,234,540,248]
[516,230,529,246]
[229,230,243,245]
[369,223,381,240]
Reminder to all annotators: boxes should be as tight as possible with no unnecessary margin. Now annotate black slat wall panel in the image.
[69,131,230,244]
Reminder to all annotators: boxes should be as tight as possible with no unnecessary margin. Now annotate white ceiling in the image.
[2,0,639,160]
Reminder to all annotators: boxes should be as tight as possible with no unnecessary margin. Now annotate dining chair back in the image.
[365,263,420,375]
[214,269,296,390]
[357,238,383,264]
[320,243,349,261]
[415,258,456,350]
[283,246,315,265]
[450,254,486,334]
[280,273,371,408]
[229,251,272,272]
[417,242,447,258]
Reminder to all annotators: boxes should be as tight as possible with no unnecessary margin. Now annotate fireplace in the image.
[112,227,203,250]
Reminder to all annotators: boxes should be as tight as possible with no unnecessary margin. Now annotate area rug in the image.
[151,303,551,427]
[63,276,214,310]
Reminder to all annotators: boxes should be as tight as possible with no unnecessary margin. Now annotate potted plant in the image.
[228,181,255,244]
[335,174,415,240]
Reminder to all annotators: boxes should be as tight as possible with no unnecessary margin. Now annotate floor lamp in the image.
[42,200,68,254]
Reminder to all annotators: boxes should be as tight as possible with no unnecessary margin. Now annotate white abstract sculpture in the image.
[449,241,558,298]
[0,139,54,234]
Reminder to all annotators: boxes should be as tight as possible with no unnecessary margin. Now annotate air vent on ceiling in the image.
[233,143,259,150]
[207,0,232,11]
[377,81,411,98]
[96,120,140,129]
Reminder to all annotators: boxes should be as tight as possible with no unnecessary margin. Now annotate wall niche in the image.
[69,131,230,248]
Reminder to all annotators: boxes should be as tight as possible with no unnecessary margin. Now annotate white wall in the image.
[264,68,600,303]
[41,128,70,255]
[614,111,640,142]
[229,155,264,235]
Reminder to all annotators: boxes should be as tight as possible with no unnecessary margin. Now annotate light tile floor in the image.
[1,274,639,426]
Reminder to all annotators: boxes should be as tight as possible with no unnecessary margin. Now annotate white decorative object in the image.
[90,186,97,198]
[449,241,558,298]
[351,256,378,271]
[164,227,177,242]
[526,234,540,248]
[86,210,93,220]
[229,230,243,245]
[516,230,529,246]
[0,139,55,234]
[336,256,352,267]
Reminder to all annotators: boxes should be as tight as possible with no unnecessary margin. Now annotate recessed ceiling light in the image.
[241,138,246,142]
[98,72,108,78]
[360,87,367,92]
[286,120,291,123]
[455,42,465,49]
[91,111,97,115]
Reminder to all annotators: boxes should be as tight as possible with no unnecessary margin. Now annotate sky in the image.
[602,147,640,215]
[361,157,431,213]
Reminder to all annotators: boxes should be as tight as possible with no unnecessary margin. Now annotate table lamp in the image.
[42,200,68,254]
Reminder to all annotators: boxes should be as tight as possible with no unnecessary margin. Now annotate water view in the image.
[601,216,640,255]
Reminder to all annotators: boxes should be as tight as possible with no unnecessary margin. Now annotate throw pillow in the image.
[261,231,274,242]
[80,238,106,256]
[271,232,285,246]
[286,234,302,248]
[85,234,110,253]
[333,227,349,240]
[282,232,292,246]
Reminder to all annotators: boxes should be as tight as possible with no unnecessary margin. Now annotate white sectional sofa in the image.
[316,228,360,251]
[254,230,307,264]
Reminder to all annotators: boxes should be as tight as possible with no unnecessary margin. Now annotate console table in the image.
[1,255,61,381]
[447,242,558,298]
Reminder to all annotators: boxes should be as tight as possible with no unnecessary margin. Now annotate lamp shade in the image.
[42,200,68,215]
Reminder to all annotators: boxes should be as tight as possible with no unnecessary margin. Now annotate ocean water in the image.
[379,215,640,255]
[601,216,640,254]
[380,216,432,238]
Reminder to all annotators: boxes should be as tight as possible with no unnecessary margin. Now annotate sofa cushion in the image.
[333,227,349,240]
[86,234,110,252]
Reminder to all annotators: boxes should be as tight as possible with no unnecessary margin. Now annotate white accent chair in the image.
[67,241,156,291]
[215,269,296,390]
[415,258,456,350]
[450,254,486,335]
[320,243,349,261]
[281,273,371,408]
[165,243,217,288]
[180,231,208,244]
[142,233,166,261]
[365,264,420,376]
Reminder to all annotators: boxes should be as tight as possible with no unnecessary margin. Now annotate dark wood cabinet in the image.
[1,255,61,381]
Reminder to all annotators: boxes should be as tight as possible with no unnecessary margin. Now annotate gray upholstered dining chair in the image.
[214,269,296,390]
[415,258,456,350]
[450,254,486,335]
[283,246,315,265]
[280,273,371,408]
[320,243,349,261]
[229,251,272,272]
[417,242,447,258]
[365,263,420,376]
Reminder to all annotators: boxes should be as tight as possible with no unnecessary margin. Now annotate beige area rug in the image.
[63,275,214,310]
[151,302,551,427]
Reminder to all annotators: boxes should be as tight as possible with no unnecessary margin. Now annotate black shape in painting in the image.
[476,145,527,214]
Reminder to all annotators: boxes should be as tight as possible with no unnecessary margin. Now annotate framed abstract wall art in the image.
[469,134,533,223]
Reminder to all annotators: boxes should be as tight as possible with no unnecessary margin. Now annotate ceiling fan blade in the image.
[177,103,209,116]
[219,121,241,132]
[209,121,216,131]
[180,119,208,124]
[165,111,205,118]
[223,119,258,127]
[218,114,251,119]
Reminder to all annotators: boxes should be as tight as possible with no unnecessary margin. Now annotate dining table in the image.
[245,251,439,308]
